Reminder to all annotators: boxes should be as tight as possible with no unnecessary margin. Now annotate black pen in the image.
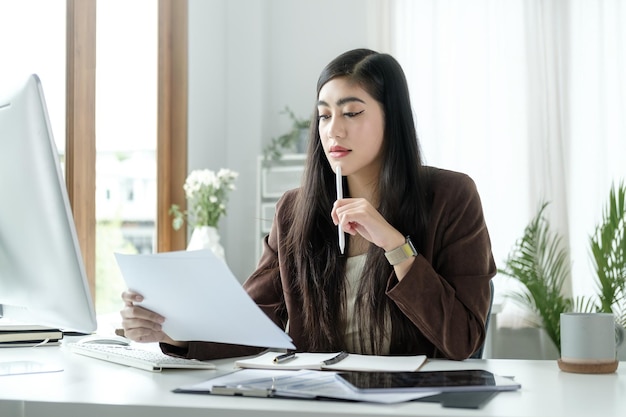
[273,352,296,364]
[322,351,348,366]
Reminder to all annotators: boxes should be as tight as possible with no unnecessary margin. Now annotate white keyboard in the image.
[68,342,216,372]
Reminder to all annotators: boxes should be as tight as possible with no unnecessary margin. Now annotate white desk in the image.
[0,343,624,417]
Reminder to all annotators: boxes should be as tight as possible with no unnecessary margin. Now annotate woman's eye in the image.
[345,110,365,118]
[318,114,330,121]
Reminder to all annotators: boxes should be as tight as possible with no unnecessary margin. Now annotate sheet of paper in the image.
[235,351,427,372]
[115,250,295,350]
[176,369,436,403]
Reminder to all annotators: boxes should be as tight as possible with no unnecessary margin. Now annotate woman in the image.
[121,48,496,361]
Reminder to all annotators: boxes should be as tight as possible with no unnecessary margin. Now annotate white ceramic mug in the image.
[560,312,623,364]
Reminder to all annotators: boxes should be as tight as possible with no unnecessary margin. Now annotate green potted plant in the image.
[262,106,311,164]
[498,202,573,353]
[578,181,626,325]
[500,182,626,356]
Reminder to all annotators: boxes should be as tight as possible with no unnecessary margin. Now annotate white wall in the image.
[188,0,380,281]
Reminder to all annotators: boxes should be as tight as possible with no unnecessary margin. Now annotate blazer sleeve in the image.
[386,170,496,360]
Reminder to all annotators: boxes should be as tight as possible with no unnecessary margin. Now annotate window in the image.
[1,0,188,323]
[95,0,158,315]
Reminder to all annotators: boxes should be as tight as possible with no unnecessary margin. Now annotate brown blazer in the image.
[162,167,496,361]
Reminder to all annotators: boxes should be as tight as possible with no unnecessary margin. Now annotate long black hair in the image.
[284,49,430,354]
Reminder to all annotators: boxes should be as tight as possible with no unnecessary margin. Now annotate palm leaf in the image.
[499,202,572,352]
[572,295,598,314]
[590,181,626,325]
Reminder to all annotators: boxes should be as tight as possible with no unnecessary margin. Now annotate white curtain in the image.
[387,0,626,324]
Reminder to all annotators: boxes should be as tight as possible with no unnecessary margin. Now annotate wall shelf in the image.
[255,154,306,257]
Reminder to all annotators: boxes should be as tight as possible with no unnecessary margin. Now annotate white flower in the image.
[169,168,239,229]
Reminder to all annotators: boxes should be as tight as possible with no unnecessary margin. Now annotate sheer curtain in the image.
[388,0,626,324]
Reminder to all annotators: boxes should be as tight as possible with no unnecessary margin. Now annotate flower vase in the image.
[187,226,225,261]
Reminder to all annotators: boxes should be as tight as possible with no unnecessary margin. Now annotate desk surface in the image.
[1,342,624,417]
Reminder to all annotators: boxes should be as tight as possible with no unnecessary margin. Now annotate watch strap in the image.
[384,236,418,266]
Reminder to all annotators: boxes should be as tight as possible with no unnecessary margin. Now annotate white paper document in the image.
[114,250,295,350]
[175,369,436,403]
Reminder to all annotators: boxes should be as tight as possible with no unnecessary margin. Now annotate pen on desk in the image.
[273,352,296,364]
[322,351,348,366]
[335,165,345,254]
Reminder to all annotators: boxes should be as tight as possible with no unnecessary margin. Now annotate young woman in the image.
[121,49,496,361]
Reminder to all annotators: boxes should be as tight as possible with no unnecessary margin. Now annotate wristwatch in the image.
[384,236,418,265]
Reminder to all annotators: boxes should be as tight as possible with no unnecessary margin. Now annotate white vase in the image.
[187,226,225,261]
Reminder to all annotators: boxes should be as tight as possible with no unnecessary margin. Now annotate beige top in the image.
[344,254,391,354]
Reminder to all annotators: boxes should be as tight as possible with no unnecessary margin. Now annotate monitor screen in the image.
[0,74,97,333]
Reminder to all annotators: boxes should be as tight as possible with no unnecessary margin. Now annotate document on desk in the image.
[235,351,427,372]
[114,250,295,350]
[174,369,436,404]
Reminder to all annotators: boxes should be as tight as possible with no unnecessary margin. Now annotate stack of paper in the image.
[175,369,436,404]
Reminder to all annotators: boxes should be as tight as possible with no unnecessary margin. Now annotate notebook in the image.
[235,351,427,372]
[0,321,63,346]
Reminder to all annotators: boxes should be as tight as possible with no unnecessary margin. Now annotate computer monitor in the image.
[0,74,97,334]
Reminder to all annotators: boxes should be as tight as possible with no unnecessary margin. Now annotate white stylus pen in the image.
[336,165,345,254]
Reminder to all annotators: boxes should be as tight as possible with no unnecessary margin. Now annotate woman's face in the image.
[318,77,385,178]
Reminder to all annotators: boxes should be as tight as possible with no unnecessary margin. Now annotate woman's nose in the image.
[327,116,346,139]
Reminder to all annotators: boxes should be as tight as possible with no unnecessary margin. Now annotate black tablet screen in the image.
[338,370,497,391]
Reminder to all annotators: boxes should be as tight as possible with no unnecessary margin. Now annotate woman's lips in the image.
[329,146,350,158]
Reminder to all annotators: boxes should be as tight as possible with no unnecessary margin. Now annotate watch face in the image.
[385,237,417,265]
[405,236,418,256]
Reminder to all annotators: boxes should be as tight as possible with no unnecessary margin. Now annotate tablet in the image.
[336,370,521,393]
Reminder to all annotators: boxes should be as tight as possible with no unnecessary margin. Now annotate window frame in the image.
[65,0,187,300]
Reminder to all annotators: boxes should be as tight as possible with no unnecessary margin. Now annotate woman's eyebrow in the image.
[337,96,366,106]
[317,97,366,107]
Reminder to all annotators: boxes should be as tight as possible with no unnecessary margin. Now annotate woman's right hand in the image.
[120,290,187,348]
